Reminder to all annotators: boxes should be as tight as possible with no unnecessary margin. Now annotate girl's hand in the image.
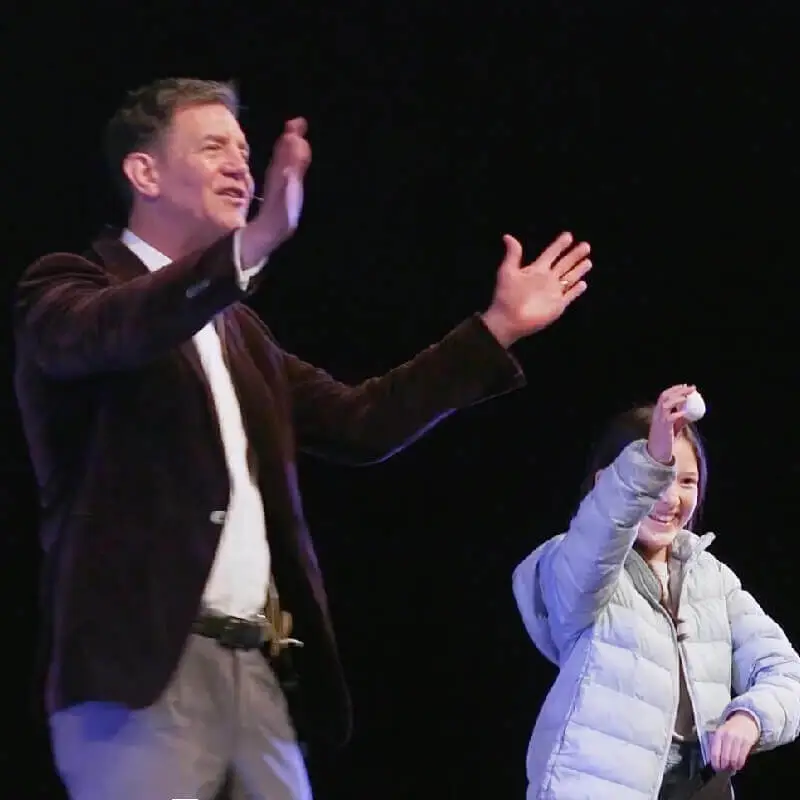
[647,384,696,464]
[709,712,760,773]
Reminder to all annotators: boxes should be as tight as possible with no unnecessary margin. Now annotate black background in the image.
[2,2,799,797]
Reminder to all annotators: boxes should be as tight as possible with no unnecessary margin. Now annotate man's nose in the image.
[222,147,250,173]
[221,160,253,197]
[222,158,249,178]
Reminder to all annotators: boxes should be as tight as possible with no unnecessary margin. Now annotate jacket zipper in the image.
[672,553,709,764]
[653,604,683,795]
[650,552,707,797]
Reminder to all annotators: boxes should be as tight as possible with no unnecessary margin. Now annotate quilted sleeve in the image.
[513,439,675,648]
[722,563,800,751]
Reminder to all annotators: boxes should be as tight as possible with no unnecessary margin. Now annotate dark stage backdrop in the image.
[1,3,798,797]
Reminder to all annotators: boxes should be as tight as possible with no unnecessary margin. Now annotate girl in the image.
[512,384,800,799]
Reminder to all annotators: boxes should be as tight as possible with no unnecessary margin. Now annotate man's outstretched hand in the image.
[481,232,592,348]
[240,117,312,267]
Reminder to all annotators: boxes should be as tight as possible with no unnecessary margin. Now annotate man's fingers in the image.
[552,241,591,278]
[284,142,312,178]
[531,231,574,270]
[500,234,523,272]
[269,118,311,182]
[560,258,592,290]
[284,117,308,136]
[562,280,588,305]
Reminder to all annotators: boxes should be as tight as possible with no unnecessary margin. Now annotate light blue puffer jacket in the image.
[512,440,800,800]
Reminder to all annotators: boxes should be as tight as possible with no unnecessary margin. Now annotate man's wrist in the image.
[480,307,520,349]
[238,221,279,270]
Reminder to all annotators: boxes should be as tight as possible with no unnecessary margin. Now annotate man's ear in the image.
[122,152,160,200]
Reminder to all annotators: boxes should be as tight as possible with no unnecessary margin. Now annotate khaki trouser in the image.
[50,634,312,800]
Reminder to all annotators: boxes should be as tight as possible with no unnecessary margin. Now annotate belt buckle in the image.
[217,616,246,649]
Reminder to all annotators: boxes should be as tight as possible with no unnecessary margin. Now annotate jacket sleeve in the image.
[14,233,248,379]
[721,563,800,751]
[513,439,675,646]
[286,314,525,464]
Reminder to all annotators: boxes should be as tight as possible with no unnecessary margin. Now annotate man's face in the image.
[153,103,255,239]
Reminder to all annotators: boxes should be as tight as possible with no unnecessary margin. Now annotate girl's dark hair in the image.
[579,404,708,533]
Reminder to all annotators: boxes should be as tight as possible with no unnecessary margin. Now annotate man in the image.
[13,77,592,800]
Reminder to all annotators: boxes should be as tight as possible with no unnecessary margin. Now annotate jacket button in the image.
[210,510,226,525]
[186,278,211,299]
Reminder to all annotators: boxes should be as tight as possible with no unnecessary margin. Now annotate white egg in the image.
[683,390,706,422]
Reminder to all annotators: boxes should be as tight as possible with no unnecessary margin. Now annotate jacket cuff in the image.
[232,228,269,290]
[460,313,526,398]
[615,440,677,498]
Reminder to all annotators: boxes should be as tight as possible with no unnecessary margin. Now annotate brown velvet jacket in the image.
[13,230,525,749]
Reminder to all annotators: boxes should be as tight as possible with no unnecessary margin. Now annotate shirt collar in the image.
[120,228,172,272]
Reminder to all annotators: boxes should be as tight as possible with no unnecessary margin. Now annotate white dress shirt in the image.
[121,228,270,619]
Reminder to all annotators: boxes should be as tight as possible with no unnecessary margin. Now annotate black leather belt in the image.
[192,610,266,650]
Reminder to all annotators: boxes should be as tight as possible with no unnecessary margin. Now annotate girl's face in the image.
[636,435,700,558]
